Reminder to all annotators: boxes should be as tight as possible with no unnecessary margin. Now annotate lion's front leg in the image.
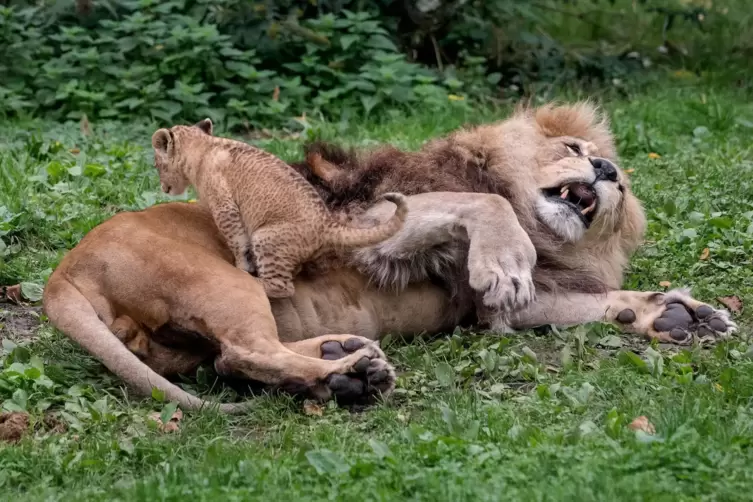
[506,289,737,345]
[351,192,537,314]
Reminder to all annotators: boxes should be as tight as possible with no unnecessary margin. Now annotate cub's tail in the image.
[43,274,248,414]
[323,192,408,249]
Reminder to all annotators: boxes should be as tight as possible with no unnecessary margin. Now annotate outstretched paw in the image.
[615,288,737,345]
[320,337,396,403]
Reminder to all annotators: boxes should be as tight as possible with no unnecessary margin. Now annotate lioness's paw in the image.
[616,288,737,345]
[468,251,535,312]
[320,338,395,403]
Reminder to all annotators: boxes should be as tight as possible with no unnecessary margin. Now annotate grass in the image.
[1,71,753,501]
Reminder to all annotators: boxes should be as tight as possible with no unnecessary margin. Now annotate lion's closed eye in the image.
[565,143,582,156]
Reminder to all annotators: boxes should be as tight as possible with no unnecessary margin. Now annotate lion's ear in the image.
[194,118,213,136]
[152,129,173,155]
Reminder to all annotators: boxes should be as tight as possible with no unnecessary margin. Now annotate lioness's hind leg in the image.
[214,339,394,403]
[250,225,304,298]
[285,335,395,397]
[110,315,150,359]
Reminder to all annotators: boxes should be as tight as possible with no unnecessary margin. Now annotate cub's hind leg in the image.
[251,224,310,298]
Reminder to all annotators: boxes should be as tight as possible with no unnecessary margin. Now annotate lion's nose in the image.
[590,157,618,182]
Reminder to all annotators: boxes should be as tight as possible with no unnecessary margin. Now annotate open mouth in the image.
[543,182,598,227]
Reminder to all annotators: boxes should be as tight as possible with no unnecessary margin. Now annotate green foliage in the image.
[1,79,753,499]
[2,0,750,128]
[0,1,472,128]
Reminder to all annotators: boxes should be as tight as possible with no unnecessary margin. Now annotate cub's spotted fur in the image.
[151,119,407,298]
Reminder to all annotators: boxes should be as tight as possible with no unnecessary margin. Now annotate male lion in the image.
[43,102,736,412]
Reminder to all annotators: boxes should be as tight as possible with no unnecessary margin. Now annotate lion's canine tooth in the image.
[560,188,569,199]
[560,185,569,193]
[581,202,596,215]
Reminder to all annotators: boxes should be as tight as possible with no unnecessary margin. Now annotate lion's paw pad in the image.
[320,338,395,403]
[652,301,736,345]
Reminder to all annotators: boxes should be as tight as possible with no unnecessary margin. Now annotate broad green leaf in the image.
[434,362,454,387]
[20,282,43,302]
[305,449,349,475]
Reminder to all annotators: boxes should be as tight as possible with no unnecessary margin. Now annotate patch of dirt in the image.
[0,303,43,343]
[0,412,30,443]
[41,413,67,435]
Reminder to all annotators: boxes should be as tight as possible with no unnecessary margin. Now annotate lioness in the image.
[43,102,736,412]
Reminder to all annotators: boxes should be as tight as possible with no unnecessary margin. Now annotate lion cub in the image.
[151,119,407,298]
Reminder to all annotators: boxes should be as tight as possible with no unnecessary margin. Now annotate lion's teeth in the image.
[560,188,569,199]
[560,185,569,193]
[581,202,596,215]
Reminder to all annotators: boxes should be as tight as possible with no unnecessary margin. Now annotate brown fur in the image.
[292,101,644,295]
[152,118,408,298]
[43,102,735,411]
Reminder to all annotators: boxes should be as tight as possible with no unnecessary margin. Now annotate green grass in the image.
[2,72,753,501]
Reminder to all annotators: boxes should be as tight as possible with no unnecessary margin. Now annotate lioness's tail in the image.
[324,192,408,249]
[43,276,246,414]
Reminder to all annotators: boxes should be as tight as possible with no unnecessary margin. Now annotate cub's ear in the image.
[151,129,173,155]
[195,118,213,136]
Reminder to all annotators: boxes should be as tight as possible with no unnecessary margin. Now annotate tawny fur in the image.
[151,118,407,298]
[42,102,735,411]
[292,101,645,295]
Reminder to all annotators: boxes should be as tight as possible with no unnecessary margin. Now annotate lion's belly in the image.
[270,269,458,342]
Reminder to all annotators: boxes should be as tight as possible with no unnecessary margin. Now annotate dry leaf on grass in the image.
[1,284,22,304]
[625,168,635,174]
[272,86,280,101]
[659,281,672,288]
[699,248,710,260]
[628,416,655,435]
[717,295,743,314]
[148,408,183,433]
[303,400,323,416]
[0,412,30,443]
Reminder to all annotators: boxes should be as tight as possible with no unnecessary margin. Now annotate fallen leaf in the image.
[148,407,183,432]
[699,248,710,260]
[659,281,672,288]
[672,69,694,79]
[0,412,30,443]
[648,152,661,159]
[70,148,80,154]
[624,168,635,174]
[303,400,323,416]
[272,86,280,101]
[1,284,22,304]
[717,295,743,314]
[628,416,655,434]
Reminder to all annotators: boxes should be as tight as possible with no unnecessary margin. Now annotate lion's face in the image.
[533,135,628,243]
